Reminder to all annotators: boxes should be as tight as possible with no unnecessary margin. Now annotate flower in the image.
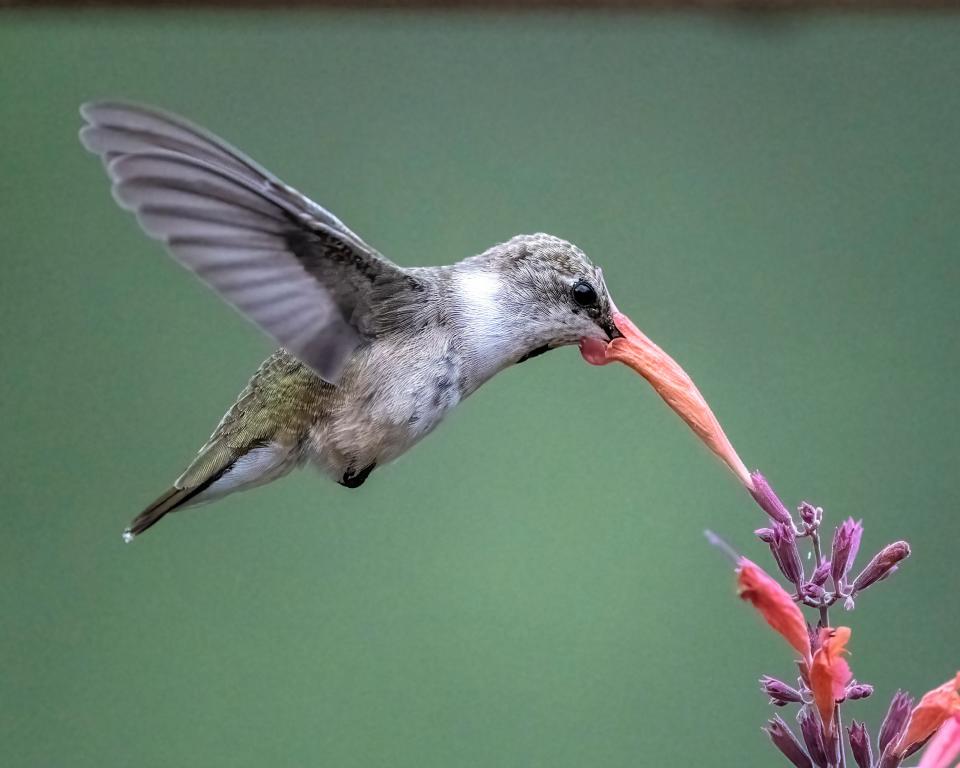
[760,675,803,707]
[769,522,805,587]
[798,705,831,768]
[830,518,864,588]
[879,691,914,755]
[749,472,794,525]
[852,541,911,594]
[802,583,827,602]
[845,682,874,701]
[799,502,822,528]
[810,560,832,587]
[765,715,814,768]
[737,558,811,663]
[918,714,960,768]
[848,720,874,768]
[810,627,853,734]
[579,311,753,490]
[896,674,960,757]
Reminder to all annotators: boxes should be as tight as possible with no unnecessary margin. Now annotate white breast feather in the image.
[453,270,517,385]
[455,270,505,341]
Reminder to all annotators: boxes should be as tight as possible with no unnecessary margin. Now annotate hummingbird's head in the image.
[456,234,620,367]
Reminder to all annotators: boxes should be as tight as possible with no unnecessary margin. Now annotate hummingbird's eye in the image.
[571,280,598,308]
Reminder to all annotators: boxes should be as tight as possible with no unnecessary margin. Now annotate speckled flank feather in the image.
[174,352,324,489]
[122,352,325,538]
[80,102,620,540]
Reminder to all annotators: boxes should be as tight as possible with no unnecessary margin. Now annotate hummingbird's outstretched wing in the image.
[79,101,422,384]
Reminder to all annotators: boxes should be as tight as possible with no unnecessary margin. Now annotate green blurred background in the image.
[2,9,958,767]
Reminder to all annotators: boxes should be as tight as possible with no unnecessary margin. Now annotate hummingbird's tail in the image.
[122,434,302,542]
[123,486,205,543]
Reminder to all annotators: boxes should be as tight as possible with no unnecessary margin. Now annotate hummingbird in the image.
[79,102,621,541]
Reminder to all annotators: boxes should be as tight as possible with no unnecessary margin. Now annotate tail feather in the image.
[123,485,206,542]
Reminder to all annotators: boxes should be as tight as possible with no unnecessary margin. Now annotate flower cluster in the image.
[750,474,911,619]
[737,475,959,768]
[582,309,958,768]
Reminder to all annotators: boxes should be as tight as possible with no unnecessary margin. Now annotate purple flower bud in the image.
[765,715,814,768]
[810,560,831,586]
[760,675,803,706]
[852,542,911,593]
[845,682,874,700]
[830,517,864,587]
[802,583,826,602]
[878,690,913,756]
[825,718,841,766]
[797,705,830,768]
[756,527,776,543]
[799,502,822,527]
[750,473,794,525]
[770,523,805,586]
[848,720,874,768]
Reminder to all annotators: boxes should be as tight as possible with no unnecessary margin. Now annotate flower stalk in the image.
[583,309,952,768]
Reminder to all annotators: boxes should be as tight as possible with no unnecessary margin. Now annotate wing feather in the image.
[80,101,365,242]
[79,101,417,383]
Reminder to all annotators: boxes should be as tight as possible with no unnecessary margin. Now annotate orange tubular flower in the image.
[898,673,960,757]
[918,714,960,768]
[736,558,811,664]
[580,311,753,490]
[810,627,853,734]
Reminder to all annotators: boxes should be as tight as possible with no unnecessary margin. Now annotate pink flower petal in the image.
[737,558,811,664]
[918,715,960,768]
[590,311,753,489]
[810,627,853,734]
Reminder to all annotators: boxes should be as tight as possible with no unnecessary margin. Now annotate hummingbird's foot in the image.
[339,463,375,489]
